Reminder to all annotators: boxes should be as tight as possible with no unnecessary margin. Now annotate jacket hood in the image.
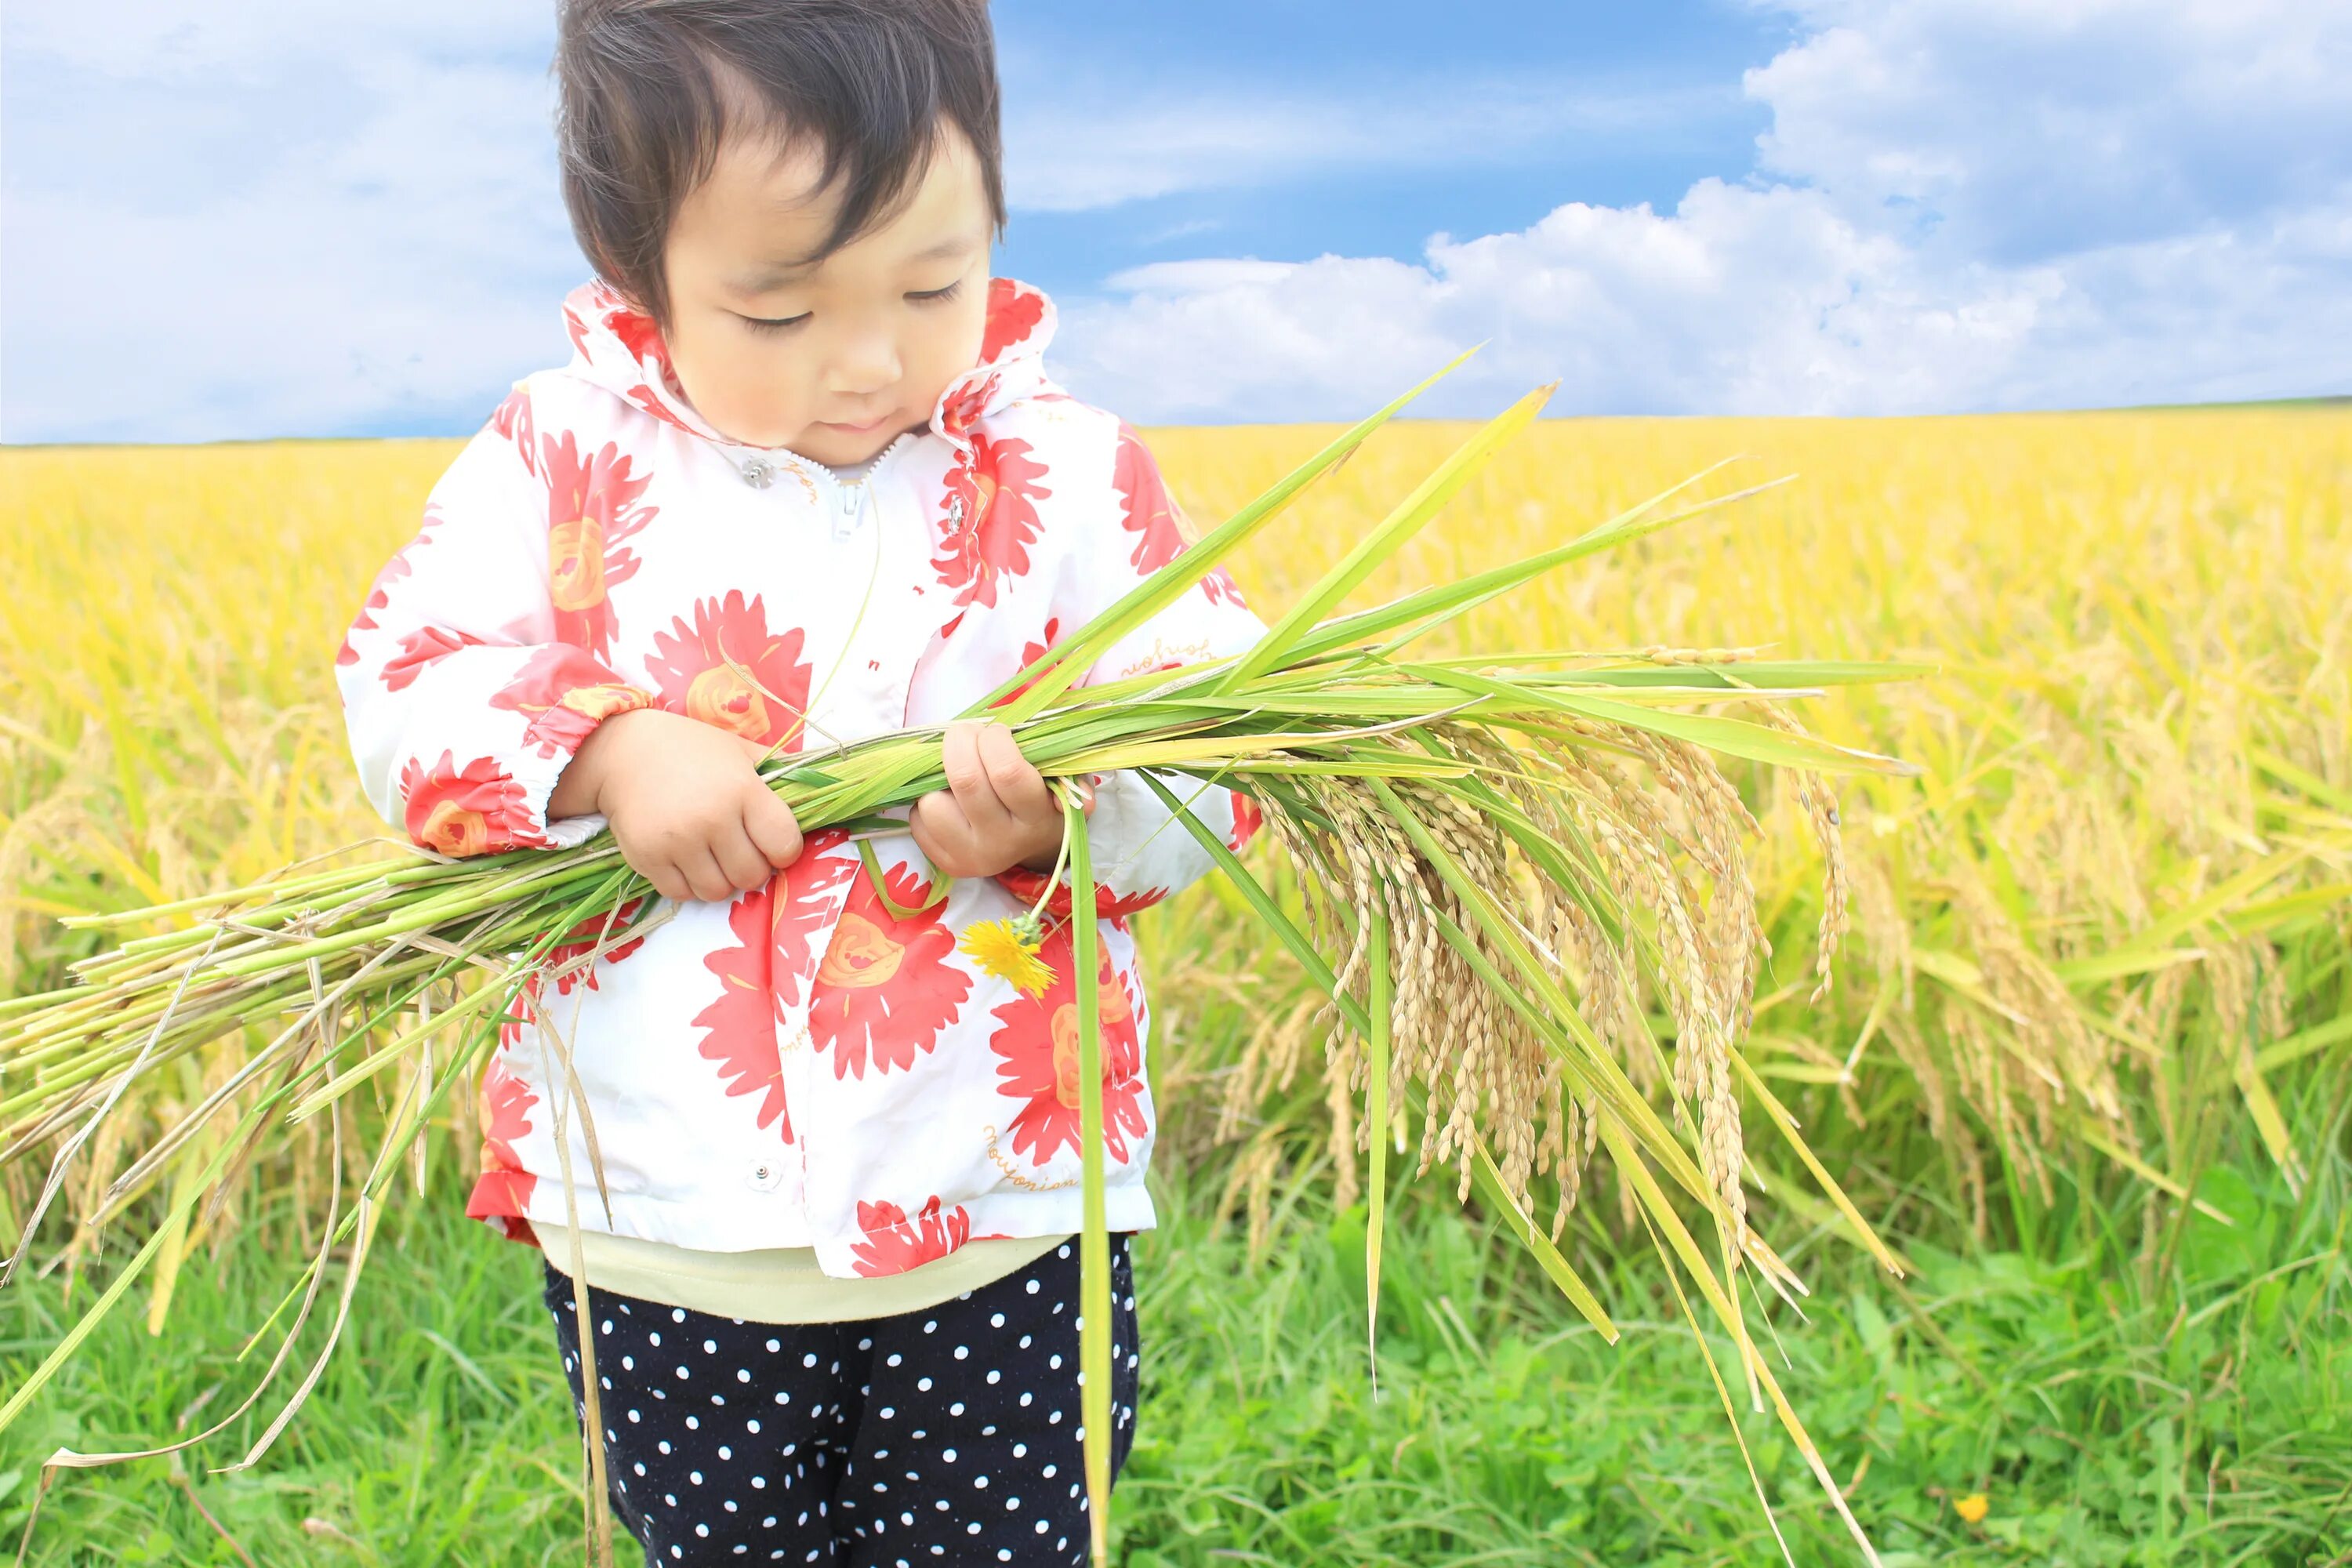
[556,275,1059,456]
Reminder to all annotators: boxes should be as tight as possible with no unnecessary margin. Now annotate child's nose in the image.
[829,325,902,396]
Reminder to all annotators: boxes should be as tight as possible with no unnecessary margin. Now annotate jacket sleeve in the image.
[334,389,659,857]
[993,423,1269,919]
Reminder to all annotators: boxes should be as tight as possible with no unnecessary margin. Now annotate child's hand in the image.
[550,708,804,902]
[909,719,1095,879]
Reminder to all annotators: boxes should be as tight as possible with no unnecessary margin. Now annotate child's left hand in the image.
[909,718,1097,878]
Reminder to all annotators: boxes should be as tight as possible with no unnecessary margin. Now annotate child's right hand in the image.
[549,709,804,902]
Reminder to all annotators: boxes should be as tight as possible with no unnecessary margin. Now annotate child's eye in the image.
[739,312,810,335]
[908,281,963,304]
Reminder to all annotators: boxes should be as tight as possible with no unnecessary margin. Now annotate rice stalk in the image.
[0,366,1920,1564]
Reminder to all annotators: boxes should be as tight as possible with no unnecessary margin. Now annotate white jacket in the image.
[335,276,1266,1278]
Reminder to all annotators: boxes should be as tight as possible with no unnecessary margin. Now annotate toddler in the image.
[333,2,1266,1563]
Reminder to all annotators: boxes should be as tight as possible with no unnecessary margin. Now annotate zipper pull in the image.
[833,481,864,542]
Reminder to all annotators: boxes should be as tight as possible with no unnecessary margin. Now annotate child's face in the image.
[660,117,993,466]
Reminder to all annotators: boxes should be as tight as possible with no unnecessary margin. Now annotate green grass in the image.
[2,1127,2344,1566]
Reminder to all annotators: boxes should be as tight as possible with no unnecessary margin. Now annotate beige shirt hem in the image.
[538,1227,1075,1325]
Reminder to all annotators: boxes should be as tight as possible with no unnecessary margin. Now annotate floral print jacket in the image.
[335,276,1267,1279]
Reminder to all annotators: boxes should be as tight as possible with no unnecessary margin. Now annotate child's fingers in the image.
[742,784,804,869]
[940,719,1014,836]
[975,720,1054,821]
[712,821,775,895]
[677,843,738,904]
[909,789,978,877]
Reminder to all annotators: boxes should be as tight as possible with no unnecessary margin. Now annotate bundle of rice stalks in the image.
[0,356,1920,1565]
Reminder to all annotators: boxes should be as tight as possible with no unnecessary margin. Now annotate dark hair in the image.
[554,0,1007,326]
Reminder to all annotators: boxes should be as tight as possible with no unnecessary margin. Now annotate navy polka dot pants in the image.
[543,1234,1139,1566]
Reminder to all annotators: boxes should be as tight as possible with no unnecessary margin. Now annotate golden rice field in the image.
[2,410,2350,1562]
[5,410,2346,1244]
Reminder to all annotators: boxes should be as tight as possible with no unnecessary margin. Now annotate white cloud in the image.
[2,5,577,443]
[1053,0,2352,420]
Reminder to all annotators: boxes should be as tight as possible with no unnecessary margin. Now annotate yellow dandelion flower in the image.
[1953,1493,1989,1525]
[960,915,1055,997]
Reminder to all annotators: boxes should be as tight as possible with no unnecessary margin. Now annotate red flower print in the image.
[1202,564,1250,609]
[1113,423,1188,575]
[645,590,814,751]
[848,1196,971,1277]
[602,300,668,376]
[989,616,1063,710]
[400,751,550,856]
[336,506,448,666]
[695,887,793,1143]
[541,895,653,996]
[773,829,858,1011]
[688,831,859,1142]
[994,862,1171,924]
[1228,788,1265,852]
[808,862,971,1080]
[381,626,486,692]
[541,431,657,660]
[933,434,1052,609]
[938,370,1003,441]
[466,1009,539,1238]
[488,644,655,760]
[979,278,1045,364]
[490,385,537,477]
[988,924,1146,1170]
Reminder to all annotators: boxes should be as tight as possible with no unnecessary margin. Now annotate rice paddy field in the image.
[2,408,2348,1564]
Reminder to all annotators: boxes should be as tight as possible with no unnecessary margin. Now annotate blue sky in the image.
[4,1,2347,443]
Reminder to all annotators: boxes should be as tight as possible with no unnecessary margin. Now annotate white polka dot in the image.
[775,1391,791,1405]
[1018,1393,1031,1406]
[659,1442,673,1455]
[650,1332,662,1347]
[923,1320,938,1334]
[1034,1520,1049,1534]
[1025,1280,1039,1294]
[622,1356,635,1370]
[943,1448,957,1462]
[949,1402,965,1416]
[696,1523,710,1537]
[985,1370,1000,1385]
[974,1475,989,1490]
[673,1308,689,1323]
[747,1419,761,1434]
[887,1352,902,1367]
[601,1319,613,1334]
[916,1377,932,1392]
[880,1406,895,1419]
[753,1476,767,1489]
[1043,1465,1057,1479]
[1018,1335,1032,1349]
[1049,1355,1062,1370]
[630,1409,643,1422]
[1058,1244,1071,1258]
[719,1446,732,1461]
[738,1368,752,1383]
[704,1338,718,1353]
[678,1366,692,1380]
[691,1471,704,1485]
[766,1338,782,1352]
